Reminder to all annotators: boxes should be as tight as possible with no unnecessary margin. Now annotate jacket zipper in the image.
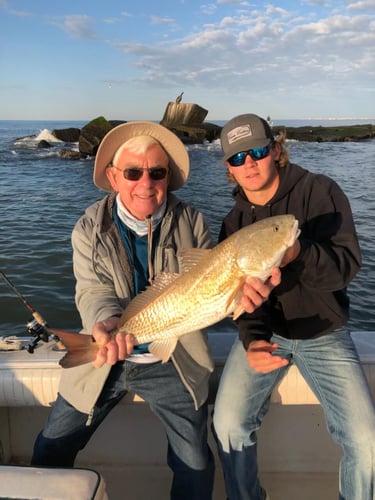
[86,407,94,426]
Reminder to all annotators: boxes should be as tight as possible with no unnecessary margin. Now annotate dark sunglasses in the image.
[227,144,272,167]
[112,166,169,181]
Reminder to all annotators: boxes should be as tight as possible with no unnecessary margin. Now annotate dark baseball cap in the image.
[220,114,274,161]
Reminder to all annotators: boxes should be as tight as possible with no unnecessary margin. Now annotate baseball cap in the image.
[220,114,274,161]
[94,121,189,191]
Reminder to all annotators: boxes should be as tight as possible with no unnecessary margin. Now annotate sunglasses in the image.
[227,144,272,167]
[112,166,169,181]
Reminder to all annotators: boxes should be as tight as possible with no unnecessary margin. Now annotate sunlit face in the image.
[226,143,281,205]
[106,144,169,220]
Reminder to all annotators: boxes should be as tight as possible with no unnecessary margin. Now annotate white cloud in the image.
[0,0,31,16]
[1,1,373,119]
[302,0,328,6]
[218,0,250,5]
[9,9,31,16]
[347,1,375,11]
[108,5,374,115]
[104,18,120,25]
[50,15,98,40]
[151,16,175,25]
[265,5,291,18]
[201,3,218,15]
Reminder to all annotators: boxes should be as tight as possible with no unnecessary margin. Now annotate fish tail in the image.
[49,328,98,368]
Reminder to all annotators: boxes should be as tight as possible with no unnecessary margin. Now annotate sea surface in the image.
[0,119,374,336]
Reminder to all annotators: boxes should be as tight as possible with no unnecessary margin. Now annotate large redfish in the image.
[55,215,299,368]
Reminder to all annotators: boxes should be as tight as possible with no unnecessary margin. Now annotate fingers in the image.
[240,271,279,313]
[246,340,289,373]
[91,317,119,347]
[240,284,264,313]
[92,345,111,369]
[267,267,281,287]
[91,318,135,368]
[92,334,135,368]
[105,338,121,365]
[116,332,135,360]
[280,240,301,267]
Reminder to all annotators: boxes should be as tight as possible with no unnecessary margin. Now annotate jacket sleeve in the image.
[188,207,213,250]
[291,173,361,291]
[236,311,274,348]
[71,213,126,334]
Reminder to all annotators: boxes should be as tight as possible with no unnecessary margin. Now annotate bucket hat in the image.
[94,121,189,191]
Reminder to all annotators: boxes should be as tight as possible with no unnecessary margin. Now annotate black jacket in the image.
[219,163,362,348]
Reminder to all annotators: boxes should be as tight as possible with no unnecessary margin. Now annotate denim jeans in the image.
[32,359,214,500]
[213,328,375,500]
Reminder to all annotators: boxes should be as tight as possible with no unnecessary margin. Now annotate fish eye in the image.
[273,225,280,232]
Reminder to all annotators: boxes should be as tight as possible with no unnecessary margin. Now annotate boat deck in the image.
[0,331,374,499]
[96,465,338,500]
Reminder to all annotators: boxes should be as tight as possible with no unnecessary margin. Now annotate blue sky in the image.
[1,0,374,121]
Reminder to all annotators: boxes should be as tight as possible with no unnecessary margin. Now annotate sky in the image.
[1,0,374,121]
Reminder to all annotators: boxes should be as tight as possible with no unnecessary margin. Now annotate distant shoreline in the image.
[1,118,374,143]
[1,118,375,126]
[270,123,375,142]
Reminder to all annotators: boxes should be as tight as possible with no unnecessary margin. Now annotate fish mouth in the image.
[290,219,300,246]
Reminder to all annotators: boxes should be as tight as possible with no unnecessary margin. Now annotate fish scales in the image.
[56,214,300,368]
[117,214,299,343]
[121,248,242,343]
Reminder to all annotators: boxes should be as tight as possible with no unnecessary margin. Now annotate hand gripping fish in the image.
[54,214,300,368]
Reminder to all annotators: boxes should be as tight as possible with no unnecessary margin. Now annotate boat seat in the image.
[0,465,108,500]
[0,331,374,406]
[206,330,375,404]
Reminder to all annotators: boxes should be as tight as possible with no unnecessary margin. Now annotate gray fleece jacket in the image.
[59,192,215,414]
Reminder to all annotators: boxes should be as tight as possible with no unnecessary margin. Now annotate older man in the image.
[31,121,278,500]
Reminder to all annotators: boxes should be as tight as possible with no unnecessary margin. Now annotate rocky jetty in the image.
[52,106,222,160]
[48,107,374,161]
[52,117,114,159]
[52,127,80,142]
[160,102,221,143]
[272,123,375,142]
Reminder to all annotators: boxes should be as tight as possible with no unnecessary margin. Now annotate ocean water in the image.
[0,119,374,336]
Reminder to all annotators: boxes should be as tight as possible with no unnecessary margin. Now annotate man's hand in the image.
[240,267,281,313]
[246,340,289,373]
[92,316,135,368]
[281,240,301,267]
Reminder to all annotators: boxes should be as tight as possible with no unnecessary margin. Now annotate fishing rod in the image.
[0,270,65,353]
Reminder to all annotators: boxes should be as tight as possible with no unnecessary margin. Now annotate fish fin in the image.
[178,248,210,273]
[50,329,97,369]
[223,278,246,321]
[232,305,246,321]
[150,272,180,290]
[120,272,180,323]
[148,338,178,363]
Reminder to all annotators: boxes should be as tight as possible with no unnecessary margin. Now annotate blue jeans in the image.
[32,360,214,500]
[213,329,375,500]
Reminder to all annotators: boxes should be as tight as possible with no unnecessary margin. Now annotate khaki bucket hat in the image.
[94,121,190,191]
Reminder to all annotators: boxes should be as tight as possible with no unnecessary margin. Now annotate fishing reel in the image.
[0,271,65,354]
[25,318,50,353]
